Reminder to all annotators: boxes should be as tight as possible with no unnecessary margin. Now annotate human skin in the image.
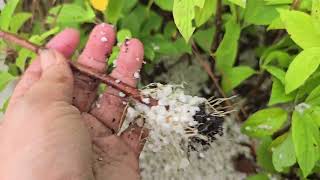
[0,23,147,180]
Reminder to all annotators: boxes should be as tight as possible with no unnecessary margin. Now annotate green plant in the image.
[241,0,320,178]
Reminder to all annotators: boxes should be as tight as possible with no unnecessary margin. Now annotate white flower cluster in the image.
[124,84,206,152]
[121,84,208,174]
[121,84,256,179]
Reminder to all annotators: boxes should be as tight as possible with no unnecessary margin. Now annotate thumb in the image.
[35,49,74,102]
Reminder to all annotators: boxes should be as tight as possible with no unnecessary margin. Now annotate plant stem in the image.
[291,0,301,10]
[192,42,246,121]
[0,29,157,106]
[211,0,223,53]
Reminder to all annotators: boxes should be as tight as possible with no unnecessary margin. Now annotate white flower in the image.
[100,37,108,42]
[119,92,126,97]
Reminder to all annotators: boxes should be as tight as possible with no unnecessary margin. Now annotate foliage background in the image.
[1,0,320,179]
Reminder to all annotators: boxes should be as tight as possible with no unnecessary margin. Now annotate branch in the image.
[211,0,223,53]
[192,43,247,121]
[0,30,39,53]
[291,0,301,10]
[0,30,157,106]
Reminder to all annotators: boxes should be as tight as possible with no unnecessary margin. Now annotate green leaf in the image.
[215,18,241,71]
[264,0,291,5]
[154,0,173,11]
[143,35,186,56]
[222,66,255,93]
[292,110,320,177]
[144,45,155,61]
[9,12,32,33]
[257,137,275,172]
[246,173,269,180]
[47,3,95,24]
[193,27,215,53]
[270,132,288,149]
[108,46,120,66]
[285,48,320,94]
[272,132,296,172]
[245,0,285,25]
[164,21,177,39]
[312,0,320,31]
[173,0,202,41]
[309,106,320,127]
[0,97,10,113]
[267,17,285,30]
[0,71,15,91]
[173,37,192,54]
[105,0,124,24]
[194,0,217,27]
[141,11,163,35]
[242,108,288,138]
[269,78,295,106]
[16,27,60,70]
[301,0,313,10]
[298,72,320,99]
[120,5,145,37]
[228,0,246,8]
[262,50,291,68]
[0,0,19,30]
[117,29,132,44]
[312,0,320,18]
[306,84,320,106]
[265,65,286,84]
[122,0,137,13]
[279,9,320,49]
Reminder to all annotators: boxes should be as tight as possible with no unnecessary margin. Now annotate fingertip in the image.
[78,23,116,72]
[46,28,80,58]
[111,38,144,86]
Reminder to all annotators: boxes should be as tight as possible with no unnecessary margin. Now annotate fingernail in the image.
[40,49,61,70]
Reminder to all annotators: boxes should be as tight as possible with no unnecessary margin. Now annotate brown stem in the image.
[192,42,246,121]
[0,30,39,53]
[211,0,223,53]
[0,30,157,106]
[291,0,301,10]
[272,124,291,139]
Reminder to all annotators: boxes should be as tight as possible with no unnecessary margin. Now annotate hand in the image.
[0,23,147,180]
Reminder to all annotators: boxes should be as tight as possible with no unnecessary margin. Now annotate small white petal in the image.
[136,118,144,127]
[119,92,126,97]
[133,72,140,79]
[100,37,108,42]
[142,98,150,104]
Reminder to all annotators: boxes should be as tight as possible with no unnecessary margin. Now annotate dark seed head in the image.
[189,103,224,150]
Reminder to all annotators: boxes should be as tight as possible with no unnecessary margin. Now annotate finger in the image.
[90,39,144,132]
[77,23,116,72]
[110,39,144,86]
[121,123,148,155]
[9,28,80,106]
[82,113,113,138]
[25,49,74,103]
[73,23,116,112]
[46,28,81,58]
